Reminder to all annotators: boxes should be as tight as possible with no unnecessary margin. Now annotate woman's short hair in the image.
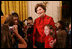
[35,3,46,13]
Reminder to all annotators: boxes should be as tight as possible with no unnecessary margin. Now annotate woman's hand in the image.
[13,25,27,48]
[13,25,18,35]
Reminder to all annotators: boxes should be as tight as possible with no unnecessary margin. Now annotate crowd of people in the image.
[1,3,71,48]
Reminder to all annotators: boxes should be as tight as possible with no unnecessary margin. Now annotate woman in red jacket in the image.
[33,3,56,48]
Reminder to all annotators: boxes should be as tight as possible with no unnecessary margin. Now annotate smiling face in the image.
[37,6,45,17]
[44,26,50,36]
[13,17,18,25]
[56,22,61,29]
[27,20,33,25]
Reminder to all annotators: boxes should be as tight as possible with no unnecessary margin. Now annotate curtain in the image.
[1,1,28,21]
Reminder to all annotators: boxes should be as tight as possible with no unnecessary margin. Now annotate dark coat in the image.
[56,29,67,48]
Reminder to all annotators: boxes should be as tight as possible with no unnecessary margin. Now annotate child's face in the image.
[56,23,61,28]
[24,20,27,25]
[69,24,71,30]
[44,26,50,36]
[27,20,33,25]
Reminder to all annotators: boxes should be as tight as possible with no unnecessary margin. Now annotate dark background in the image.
[62,1,71,24]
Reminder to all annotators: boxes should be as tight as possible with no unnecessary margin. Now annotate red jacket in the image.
[33,14,56,48]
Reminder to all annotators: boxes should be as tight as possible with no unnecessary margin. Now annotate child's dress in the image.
[45,35,53,48]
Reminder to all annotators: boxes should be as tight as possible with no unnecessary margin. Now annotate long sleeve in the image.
[49,17,57,39]
[33,20,36,45]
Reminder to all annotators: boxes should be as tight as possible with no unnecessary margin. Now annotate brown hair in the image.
[35,3,46,13]
[45,24,53,29]
[1,24,12,48]
[4,15,14,26]
[57,21,66,30]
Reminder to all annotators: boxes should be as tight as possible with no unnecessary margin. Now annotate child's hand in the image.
[49,40,54,48]
[33,45,37,48]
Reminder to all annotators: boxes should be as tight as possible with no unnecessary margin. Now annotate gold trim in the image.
[60,1,62,20]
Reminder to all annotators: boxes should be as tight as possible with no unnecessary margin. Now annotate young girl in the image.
[44,24,56,48]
